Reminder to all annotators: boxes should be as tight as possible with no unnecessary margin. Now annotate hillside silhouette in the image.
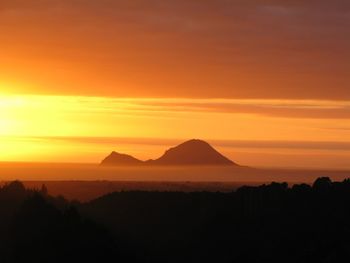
[101,139,237,166]
[2,178,350,262]
[80,177,350,262]
[0,181,126,263]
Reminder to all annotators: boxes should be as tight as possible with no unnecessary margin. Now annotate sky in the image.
[0,0,350,169]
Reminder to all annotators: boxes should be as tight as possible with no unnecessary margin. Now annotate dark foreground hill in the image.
[101,139,237,166]
[2,177,350,262]
[0,182,126,263]
[81,177,350,263]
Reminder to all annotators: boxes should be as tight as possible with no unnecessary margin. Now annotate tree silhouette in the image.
[1,177,350,262]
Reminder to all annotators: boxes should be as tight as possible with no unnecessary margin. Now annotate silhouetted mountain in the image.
[149,139,236,165]
[101,151,143,166]
[101,139,237,166]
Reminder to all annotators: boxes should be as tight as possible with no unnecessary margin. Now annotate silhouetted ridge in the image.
[81,177,350,263]
[100,139,237,166]
[3,177,350,262]
[0,181,124,263]
[101,151,143,166]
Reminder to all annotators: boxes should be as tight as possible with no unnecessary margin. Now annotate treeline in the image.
[1,178,350,262]
[0,181,122,263]
[81,177,350,262]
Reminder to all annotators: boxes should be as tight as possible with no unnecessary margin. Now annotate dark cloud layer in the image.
[0,0,349,99]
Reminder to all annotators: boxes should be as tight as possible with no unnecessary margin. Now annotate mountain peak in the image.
[154,139,236,166]
[101,139,238,166]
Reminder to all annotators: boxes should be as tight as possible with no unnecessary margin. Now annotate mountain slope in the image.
[101,152,144,166]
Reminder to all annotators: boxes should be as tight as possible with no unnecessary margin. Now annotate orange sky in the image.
[1,0,350,99]
[0,1,350,169]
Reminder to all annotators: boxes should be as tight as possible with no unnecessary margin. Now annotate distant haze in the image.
[0,162,349,183]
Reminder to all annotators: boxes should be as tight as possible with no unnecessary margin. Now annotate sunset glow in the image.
[2,2,350,262]
[0,94,349,168]
[1,0,350,169]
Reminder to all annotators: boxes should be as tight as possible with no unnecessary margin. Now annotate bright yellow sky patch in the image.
[0,94,350,168]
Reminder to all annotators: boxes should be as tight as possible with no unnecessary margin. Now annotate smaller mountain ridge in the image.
[101,152,143,166]
[101,139,238,166]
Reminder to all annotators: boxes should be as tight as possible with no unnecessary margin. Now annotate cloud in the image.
[2,95,350,119]
[59,96,350,119]
[0,0,350,99]
[6,135,350,152]
[128,98,350,119]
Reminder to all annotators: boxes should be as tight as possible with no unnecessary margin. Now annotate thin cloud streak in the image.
[2,95,350,119]
[5,135,350,152]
